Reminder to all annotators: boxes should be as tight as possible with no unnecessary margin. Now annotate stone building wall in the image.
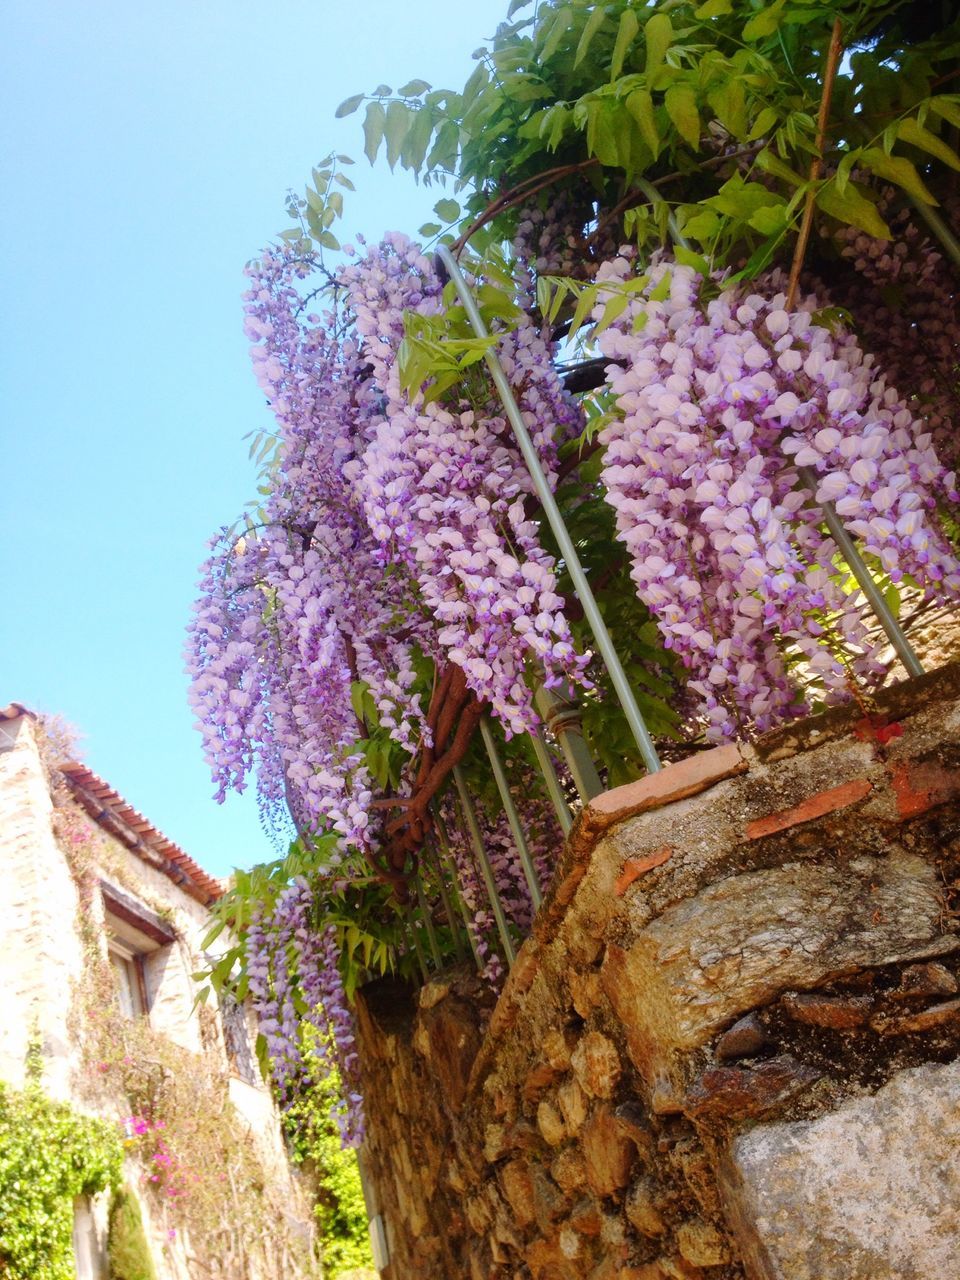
[0,710,314,1279]
[355,663,960,1280]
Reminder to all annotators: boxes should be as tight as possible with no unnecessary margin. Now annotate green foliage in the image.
[108,1188,158,1280]
[336,0,960,272]
[78,959,319,1278]
[0,1082,123,1280]
[285,1036,373,1277]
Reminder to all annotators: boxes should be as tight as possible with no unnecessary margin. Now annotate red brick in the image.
[616,845,673,895]
[745,778,872,840]
[585,745,748,834]
[889,759,960,820]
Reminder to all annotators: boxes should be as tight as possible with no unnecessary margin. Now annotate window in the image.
[108,942,148,1019]
[100,881,176,1022]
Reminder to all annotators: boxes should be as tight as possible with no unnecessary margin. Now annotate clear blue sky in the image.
[2,0,506,877]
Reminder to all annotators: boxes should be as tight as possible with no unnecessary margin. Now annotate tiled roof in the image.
[1,704,222,906]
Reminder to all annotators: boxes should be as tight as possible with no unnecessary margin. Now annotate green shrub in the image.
[284,1038,372,1277]
[0,1082,122,1280]
[108,1187,158,1280]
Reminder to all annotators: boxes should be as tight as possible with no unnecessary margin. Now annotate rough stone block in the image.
[583,1103,635,1197]
[625,1175,667,1238]
[537,1098,567,1148]
[557,1077,588,1135]
[571,1030,621,1099]
[722,1060,960,1279]
[602,852,956,1085]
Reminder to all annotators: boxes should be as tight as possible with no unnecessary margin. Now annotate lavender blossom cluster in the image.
[595,253,960,739]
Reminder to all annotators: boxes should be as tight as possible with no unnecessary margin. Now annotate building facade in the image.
[0,705,316,1279]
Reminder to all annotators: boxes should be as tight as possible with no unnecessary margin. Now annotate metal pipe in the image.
[408,917,429,984]
[415,876,442,970]
[453,766,517,967]
[528,729,573,835]
[425,834,466,961]
[535,683,604,801]
[799,465,924,678]
[480,717,543,910]
[438,244,663,775]
[433,812,484,971]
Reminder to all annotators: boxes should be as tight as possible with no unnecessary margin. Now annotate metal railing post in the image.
[425,834,467,962]
[479,717,543,910]
[535,684,605,801]
[798,465,924,678]
[415,877,442,970]
[433,812,484,972]
[408,917,429,984]
[453,766,517,967]
[528,729,573,835]
[438,244,663,775]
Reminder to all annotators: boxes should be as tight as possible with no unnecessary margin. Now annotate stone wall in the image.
[0,713,314,1279]
[355,663,960,1280]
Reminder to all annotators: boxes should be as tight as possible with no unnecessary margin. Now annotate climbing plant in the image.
[0,1082,123,1280]
[188,0,960,1140]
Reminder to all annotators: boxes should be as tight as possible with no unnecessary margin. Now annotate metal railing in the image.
[392,248,928,982]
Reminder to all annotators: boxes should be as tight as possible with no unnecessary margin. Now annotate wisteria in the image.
[244,888,364,1145]
[820,196,960,473]
[190,207,960,1146]
[595,252,960,738]
[343,232,588,735]
[439,782,562,985]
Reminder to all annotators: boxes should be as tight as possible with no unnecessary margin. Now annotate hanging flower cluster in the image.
[821,194,960,473]
[438,780,561,985]
[187,235,586,1132]
[595,252,960,738]
[245,888,364,1144]
[343,232,587,736]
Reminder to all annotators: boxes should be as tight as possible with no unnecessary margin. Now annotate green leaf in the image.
[362,101,386,165]
[755,147,805,187]
[434,197,461,223]
[708,77,748,139]
[930,95,960,131]
[746,105,778,141]
[372,84,392,97]
[351,680,370,723]
[645,13,673,76]
[695,0,732,16]
[318,231,340,251]
[665,84,700,147]
[748,203,788,235]
[335,93,364,118]
[398,78,431,97]
[575,4,608,68]
[681,208,720,242]
[333,171,356,191]
[835,149,859,195]
[418,221,442,237]
[610,9,639,81]
[897,115,960,173]
[384,100,410,169]
[859,147,938,205]
[626,88,659,156]
[540,4,573,61]
[743,0,786,42]
[594,291,629,334]
[816,181,892,239]
[674,243,710,275]
[709,174,781,219]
